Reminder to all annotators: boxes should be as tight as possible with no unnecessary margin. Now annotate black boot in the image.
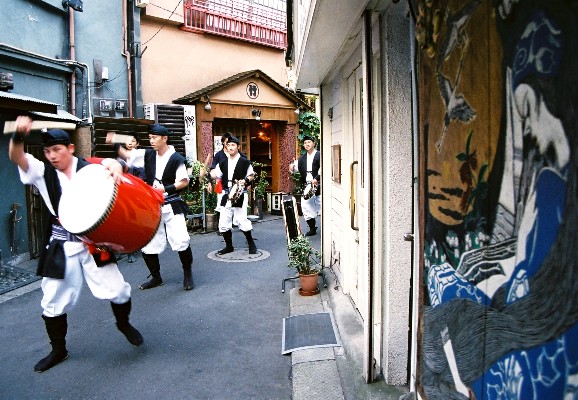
[217,230,234,255]
[111,299,143,346]
[34,314,69,372]
[179,246,194,290]
[140,253,163,290]
[242,230,258,254]
[305,218,318,236]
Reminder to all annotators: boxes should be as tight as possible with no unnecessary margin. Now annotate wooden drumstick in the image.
[3,120,77,134]
[108,133,135,144]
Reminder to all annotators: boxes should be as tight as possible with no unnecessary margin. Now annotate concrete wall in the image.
[378,8,413,386]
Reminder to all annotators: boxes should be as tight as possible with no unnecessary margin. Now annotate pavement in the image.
[0,213,407,400]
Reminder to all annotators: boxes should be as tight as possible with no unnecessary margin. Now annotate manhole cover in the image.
[207,248,270,263]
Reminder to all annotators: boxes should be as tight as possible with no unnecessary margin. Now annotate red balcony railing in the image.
[183,0,287,50]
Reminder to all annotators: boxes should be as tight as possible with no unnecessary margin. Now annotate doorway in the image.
[212,119,282,210]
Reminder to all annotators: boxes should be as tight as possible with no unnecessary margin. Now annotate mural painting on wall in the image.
[416,0,578,398]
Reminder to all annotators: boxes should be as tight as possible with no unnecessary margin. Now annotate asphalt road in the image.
[0,216,297,400]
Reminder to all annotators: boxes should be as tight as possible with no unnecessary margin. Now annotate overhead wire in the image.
[142,0,183,46]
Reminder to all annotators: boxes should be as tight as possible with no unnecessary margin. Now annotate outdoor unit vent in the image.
[135,0,149,8]
[143,103,187,155]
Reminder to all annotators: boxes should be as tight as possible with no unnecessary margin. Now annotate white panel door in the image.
[347,63,369,321]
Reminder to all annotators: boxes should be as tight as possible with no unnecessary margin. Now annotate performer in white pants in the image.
[289,134,321,236]
[8,116,143,373]
[111,123,194,291]
[210,135,258,254]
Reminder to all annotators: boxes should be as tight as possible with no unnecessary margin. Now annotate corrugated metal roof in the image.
[30,109,83,123]
[0,91,59,106]
[172,69,306,107]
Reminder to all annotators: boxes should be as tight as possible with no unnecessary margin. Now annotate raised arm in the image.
[8,116,32,172]
[105,131,131,160]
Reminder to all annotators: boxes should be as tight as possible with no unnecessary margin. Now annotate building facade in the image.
[292,0,578,399]
[291,0,414,387]
[139,0,288,106]
[0,0,142,265]
[138,0,298,194]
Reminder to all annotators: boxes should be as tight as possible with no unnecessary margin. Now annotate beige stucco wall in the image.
[140,6,288,105]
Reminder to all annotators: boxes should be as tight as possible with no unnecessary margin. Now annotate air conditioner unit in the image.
[135,0,149,8]
[143,103,197,161]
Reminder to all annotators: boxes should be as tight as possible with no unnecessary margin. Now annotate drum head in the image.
[59,164,116,234]
[230,182,242,202]
[303,183,313,199]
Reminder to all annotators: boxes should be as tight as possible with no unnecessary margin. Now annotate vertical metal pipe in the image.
[362,9,375,383]
[122,0,134,117]
[68,7,76,116]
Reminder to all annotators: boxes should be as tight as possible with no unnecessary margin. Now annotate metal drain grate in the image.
[282,311,341,354]
[0,266,41,295]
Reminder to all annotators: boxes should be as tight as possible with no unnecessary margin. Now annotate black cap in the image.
[42,129,71,147]
[303,134,316,142]
[228,135,240,145]
[149,123,172,136]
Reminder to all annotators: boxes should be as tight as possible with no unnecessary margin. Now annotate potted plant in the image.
[252,162,270,219]
[287,234,322,295]
[290,171,304,216]
[184,158,220,231]
[183,159,209,230]
[204,187,219,231]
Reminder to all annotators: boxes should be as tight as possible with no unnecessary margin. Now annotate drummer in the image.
[289,134,321,236]
[205,132,248,220]
[209,135,258,254]
[109,123,194,291]
[8,116,144,373]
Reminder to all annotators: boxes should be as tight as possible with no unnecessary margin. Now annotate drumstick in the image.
[3,120,77,134]
[108,133,135,144]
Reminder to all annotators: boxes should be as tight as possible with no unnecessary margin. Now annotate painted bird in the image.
[436,0,482,72]
[435,62,476,153]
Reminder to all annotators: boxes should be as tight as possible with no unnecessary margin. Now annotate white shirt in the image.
[18,154,86,255]
[212,153,254,188]
[128,146,189,189]
[291,150,319,182]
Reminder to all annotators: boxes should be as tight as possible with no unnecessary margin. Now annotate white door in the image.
[347,63,369,321]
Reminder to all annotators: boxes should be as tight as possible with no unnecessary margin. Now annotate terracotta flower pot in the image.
[205,212,218,231]
[299,271,319,295]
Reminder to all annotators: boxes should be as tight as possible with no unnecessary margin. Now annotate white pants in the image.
[41,243,131,318]
[218,193,253,232]
[142,204,190,254]
[301,194,321,221]
[216,192,239,225]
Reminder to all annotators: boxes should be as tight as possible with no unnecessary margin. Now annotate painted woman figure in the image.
[421,2,578,399]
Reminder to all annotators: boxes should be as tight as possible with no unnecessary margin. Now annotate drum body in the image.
[225,180,244,207]
[302,181,318,200]
[59,164,164,253]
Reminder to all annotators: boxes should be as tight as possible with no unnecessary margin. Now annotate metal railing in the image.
[183,0,287,49]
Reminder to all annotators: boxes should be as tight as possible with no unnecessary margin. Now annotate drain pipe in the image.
[0,43,92,123]
[122,0,134,117]
[68,5,76,116]
[362,10,376,383]
[68,61,93,124]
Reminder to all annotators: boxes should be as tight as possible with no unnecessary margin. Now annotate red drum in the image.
[59,164,164,253]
